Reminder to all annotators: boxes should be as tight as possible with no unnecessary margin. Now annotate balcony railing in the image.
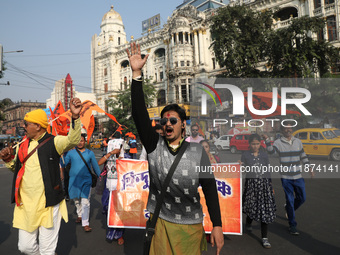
[273,17,296,29]
[313,7,322,16]
[325,3,335,15]
[313,4,335,16]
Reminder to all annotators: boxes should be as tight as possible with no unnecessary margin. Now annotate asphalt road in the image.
[0,149,339,255]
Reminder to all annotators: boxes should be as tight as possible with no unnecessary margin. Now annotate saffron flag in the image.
[116,125,124,134]
[49,106,68,136]
[196,122,205,137]
[53,100,65,117]
[59,100,121,131]
[108,161,242,235]
[85,115,95,144]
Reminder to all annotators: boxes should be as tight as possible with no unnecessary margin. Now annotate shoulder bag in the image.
[143,142,189,255]
[76,148,97,188]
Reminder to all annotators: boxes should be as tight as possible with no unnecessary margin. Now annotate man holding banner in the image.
[127,43,224,255]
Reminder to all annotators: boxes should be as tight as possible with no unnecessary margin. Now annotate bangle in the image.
[104,155,108,160]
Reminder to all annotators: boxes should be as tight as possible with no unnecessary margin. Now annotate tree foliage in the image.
[0,98,13,121]
[104,77,157,137]
[210,5,273,78]
[210,5,339,78]
[267,16,339,78]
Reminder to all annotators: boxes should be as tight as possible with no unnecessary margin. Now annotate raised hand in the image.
[69,98,83,119]
[126,42,149,78]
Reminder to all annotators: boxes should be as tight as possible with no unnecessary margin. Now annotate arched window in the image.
[121,60,129,69]
[276,7,298,21]
[157,90,166,106]
[154,48,165,58]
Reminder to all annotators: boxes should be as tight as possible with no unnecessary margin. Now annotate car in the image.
[292,128,340,161]
[229,134,267,154]
[214,135,233,150]
[90,139,103,149]
[329,128,340,138]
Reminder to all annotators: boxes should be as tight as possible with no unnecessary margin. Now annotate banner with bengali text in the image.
[108,160,242,235]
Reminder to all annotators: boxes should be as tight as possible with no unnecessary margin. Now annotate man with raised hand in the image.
[0,98,82,255]
[127,42,224,255]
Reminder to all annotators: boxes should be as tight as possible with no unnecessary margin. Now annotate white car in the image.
[214,135,233,150]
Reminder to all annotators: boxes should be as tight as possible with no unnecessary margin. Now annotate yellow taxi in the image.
[90,139,103,149]
[329,128,340,138]
[292,128,340,161]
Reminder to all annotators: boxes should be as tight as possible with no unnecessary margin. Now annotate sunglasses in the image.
[24,121,34,127]
[192,129,199,131]
[160,117,179,126]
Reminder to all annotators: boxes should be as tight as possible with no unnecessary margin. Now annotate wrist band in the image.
[133,75,142,81]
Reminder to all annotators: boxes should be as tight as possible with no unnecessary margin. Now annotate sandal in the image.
[84,225,92,232]
[75,217,82,223]
[118,237,124,245]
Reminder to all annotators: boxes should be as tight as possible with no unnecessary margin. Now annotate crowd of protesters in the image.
[0,42,313,255]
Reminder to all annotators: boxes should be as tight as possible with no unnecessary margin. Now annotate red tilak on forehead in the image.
[166,113,170,117]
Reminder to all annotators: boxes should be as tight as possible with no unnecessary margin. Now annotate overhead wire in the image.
[5,62,121,94]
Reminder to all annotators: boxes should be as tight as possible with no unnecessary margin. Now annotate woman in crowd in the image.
[239,134,276,249]
[200,139,220,164]
[63,133,101,232]
[98,133,125,245]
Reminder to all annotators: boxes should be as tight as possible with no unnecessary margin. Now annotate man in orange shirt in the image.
[128,134,138,159]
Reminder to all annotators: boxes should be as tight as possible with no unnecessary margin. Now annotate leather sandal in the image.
[83,225,92,232]
[75,217,82,223]
[118,237,124,245]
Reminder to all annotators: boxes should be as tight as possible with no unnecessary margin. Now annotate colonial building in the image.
[1,101,46,136]
[246,0,339,48]
[91,1,339,133]
[91,3,229,132]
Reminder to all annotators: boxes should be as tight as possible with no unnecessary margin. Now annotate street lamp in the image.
[4,50,24,53]
[0,44,23,79]
[0,81,10,86]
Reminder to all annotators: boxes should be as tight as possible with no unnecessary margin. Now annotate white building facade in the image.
[245,0,339,48]
[91,3,228,131]
[91,1,339,132]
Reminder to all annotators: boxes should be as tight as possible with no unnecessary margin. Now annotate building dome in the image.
[102,5,122,23]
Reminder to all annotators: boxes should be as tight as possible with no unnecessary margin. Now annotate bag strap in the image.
[148,141,189,229]
[76,148,93,175]
[22,136,53,164]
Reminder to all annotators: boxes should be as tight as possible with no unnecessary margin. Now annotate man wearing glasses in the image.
[186,124,204,143]
[0,99,82,255]
[127,43,224,255]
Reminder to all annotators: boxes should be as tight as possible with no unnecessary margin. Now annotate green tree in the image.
[0,98,13,121]
[210,5,273,78]
[267,16,339,78]
[210,5,339,79]
[104,77,157,137]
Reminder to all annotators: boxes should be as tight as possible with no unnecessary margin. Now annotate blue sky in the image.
[0,0,182,103]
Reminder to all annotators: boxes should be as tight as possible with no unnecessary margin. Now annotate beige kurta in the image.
[6,118,81,232]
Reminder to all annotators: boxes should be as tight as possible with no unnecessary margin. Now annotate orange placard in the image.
[199,163,242,235]
[108,161,242,235]
[108,159,149,228]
